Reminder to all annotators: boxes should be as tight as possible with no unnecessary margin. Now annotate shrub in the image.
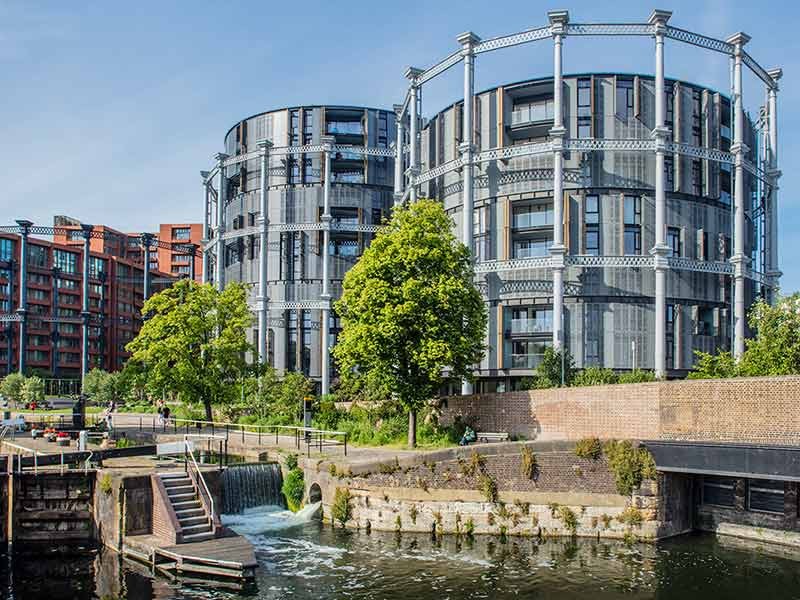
[520,446,537,479]
[378,458,401,474]
[496,503,511,521]
[618,369,656,384]
[21,376,45,406]
[464,517,475,536]
[603,440,657,496]
[571,367,618,387]
[478,474,498,502]
[284,453,299,471]
[617,506,643,527]
[115,437,135,448]
[556,505,578,534]
[331,488,352,527]
[463,451,486,477]
[514,499,530,515]
[574,437,603,460]
[99,473,113,495]
[282,468,305,512]
[408,504,418,524]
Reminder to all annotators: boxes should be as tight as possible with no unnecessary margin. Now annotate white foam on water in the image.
[220,501,322,535]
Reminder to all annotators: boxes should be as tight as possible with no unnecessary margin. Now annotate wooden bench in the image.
[476,432,509,444]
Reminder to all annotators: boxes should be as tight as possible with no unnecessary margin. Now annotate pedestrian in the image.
[162,406,171,427]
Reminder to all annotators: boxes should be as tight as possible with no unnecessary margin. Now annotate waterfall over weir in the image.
[222,463,284,514]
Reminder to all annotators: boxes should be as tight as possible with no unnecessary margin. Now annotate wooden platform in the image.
[123,531,257,580]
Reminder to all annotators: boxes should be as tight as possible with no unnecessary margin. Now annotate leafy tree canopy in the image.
[0,373,26,406]
[690,293,800,379]
[82,369,125,406]
[333,199,487,446]
[125,279,253,420]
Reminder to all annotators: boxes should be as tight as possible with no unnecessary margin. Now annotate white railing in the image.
[183,436,215,526]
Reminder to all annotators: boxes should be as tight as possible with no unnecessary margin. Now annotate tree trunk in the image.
[204,397,213,422]
[408,410,417,448]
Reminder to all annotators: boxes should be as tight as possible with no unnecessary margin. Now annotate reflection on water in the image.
[1,508,799,599]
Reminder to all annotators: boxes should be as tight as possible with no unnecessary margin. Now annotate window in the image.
[287,310,298,372]
[513,237,550,258]
[748,479,785,514]
[173,228,191,240]
[665,85,674,129]
[512,202,552,228]
[720,165,731,205]
[696,307,715,336]
[691,160,702,196]
[511,97,554,125]
[473,205,490,262]
[584,195,599,255]
[289,110,300,145]
[577,78,592,138]
[667,227,681,257]
[615,78,634,120]
[508,307,552,334]
[623,196,641,255]
[377,112,388,148]
[664,156,674,191]
[691,89,702,147]
[329,238,359,258]
[0,239,12,262]
[29,245,48,268]
[303,110,313,145]
[666,304,675,367]
[53,249,77,274]
[90,256,106,279]
[702,476,736,507]
[510,339,552,369]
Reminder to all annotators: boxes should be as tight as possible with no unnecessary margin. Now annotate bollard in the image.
[139,416,142,432]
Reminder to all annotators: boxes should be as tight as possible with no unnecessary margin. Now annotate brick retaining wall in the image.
[440,376,800,445]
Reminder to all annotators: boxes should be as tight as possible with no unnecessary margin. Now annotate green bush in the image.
[0,373,26,406]
[618,369,656,384]
[284,453,299,471]
[603,440,657,496]
[572,367,618,387]
[556,505,578,534]
[331,487,352,527]
[21,376,44,406]
[282,468,305,512]
[617,506,643,527]
[478,473,497,502]
[574,437,603,460]
[521,347,575,389]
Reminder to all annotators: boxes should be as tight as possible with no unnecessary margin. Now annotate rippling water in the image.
[2,506,799,599]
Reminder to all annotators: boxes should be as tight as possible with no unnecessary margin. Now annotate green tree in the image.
[21,376,44,406]
[333,200,487,447]
[0,373,26,407]
[687,350,738,379]
[739,294,800,376]
[82,369,124,406]
[125,279,253,421]
[522,347,575,389]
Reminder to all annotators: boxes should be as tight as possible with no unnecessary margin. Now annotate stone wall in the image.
[14,472,95,544]
[439,376,800,446]
[304,443,686,541]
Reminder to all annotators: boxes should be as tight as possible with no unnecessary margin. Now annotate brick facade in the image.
[440,376,800,446]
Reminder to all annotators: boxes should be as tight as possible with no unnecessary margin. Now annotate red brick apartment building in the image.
[0,232,174,377]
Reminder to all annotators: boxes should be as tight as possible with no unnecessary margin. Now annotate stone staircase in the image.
[160,472,215,543]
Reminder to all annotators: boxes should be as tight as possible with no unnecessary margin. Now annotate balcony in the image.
[510,353,546,369]
[512,208,553,230]
[511,100,554,126]
[510,317,552,335]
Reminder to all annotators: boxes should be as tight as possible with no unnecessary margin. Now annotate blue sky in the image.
[0,0,797,290]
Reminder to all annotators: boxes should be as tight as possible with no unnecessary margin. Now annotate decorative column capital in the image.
[405,165,420,180]
[15,219,33,235]
[767,68,782,92]
[549,128,567,146]
[320,135,336,151]
[648,9,672,33]
[214,152,229,165]
[458,141,476,157]
[725,32,751,53]
[549,245,566,269]
[651,126,670,147]
[650,245,670,269]
[140,232,154,249]
[404,66,424,86]
[80,223,94,240]
[256,138,273,152]
[393,103,404,118]
[548,10,569,36]
[456,31,481,54]
[730,253,750,278]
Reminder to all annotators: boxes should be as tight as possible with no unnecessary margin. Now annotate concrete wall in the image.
[440,376,800,446]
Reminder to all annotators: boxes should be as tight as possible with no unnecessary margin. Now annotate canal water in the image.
[1,505,799,599]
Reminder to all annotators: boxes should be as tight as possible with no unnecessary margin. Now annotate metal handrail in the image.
[183,437,215,525]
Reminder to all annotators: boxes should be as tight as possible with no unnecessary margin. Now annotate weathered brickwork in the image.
[440,376,800,446]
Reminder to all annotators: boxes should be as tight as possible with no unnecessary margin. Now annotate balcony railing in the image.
[510,317,552,335]
[510,353,545,369]
[512,210,553,229]
[510,101,555,126]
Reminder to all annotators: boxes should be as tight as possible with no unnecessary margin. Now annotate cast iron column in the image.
[15,220,32,374]
[393,103,405,207]
[548,10,569,352]
[141,233,153,302]
[257,139,273,365]
[728,32,750,360]
[215,153,229,291]
[766,68,782,302]
[650,10,672,378]
[405,68,423,202]
[201,171,211,285]
[80,224,93,381]
[320,136,335,396]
